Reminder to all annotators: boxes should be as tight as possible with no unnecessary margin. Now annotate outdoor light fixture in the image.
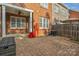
[46,12,50,19]
[18,10,22,15]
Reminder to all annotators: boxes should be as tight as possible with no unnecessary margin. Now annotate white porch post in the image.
[2,5,6,37]
[29,12,33,32]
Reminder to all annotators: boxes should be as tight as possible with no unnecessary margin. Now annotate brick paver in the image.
[16,36,79,56]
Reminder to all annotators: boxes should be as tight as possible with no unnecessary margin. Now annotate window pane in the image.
[44,18,48,28]
[43,18,45,28]
[17,18,21,27]
[11,17,16,27]
[17,17,26,28]
[43,3,48,8]
[39,17,42,27]
[46,19,48,28]
[45,19,46,28]
[21,18,25,27]
[11,22,16,27]
[40,3,48,8]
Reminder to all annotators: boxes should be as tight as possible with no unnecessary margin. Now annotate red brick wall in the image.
[69,10,79,19]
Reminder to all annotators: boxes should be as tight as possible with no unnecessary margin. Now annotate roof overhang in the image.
[1,4,33,12]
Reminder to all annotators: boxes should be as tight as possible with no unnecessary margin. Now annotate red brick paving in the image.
[16,36,79,56]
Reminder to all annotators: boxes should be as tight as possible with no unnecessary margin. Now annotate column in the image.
[2,5,6,37]
[29,12,33,32]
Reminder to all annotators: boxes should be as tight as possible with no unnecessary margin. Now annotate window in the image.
[39,17,43,27]
[45,18,48,28]
[43,18,45,27]
[40,3,48,8]
[39,17,48,29]
[60,8,67,17]
[54,5,59,13]
[17,18,22,27]
[21,18,26,27]
[10,17,16,28]
[10,16,26,29]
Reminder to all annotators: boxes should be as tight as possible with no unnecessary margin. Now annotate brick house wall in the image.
[24,3,52,36]
[69,10,79,20]
[11,3,52,36]
[1,3,52,36]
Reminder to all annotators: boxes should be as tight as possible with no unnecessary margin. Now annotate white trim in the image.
[2,5,6,37]
[29,12,33,32]
[2,4,33,12]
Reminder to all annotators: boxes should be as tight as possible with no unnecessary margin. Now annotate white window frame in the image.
[10,16,26,29]
[39,17,49,29]
[40,3,48,9]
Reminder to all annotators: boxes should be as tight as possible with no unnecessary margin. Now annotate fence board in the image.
[52,23,79,40]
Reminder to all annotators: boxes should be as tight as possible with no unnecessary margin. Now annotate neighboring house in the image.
[52,3,69,25]
[0,3,52,37]
[63,10,79,24]
[69,10,79,20]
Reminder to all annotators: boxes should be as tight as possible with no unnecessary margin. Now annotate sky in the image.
[64,3,79,11]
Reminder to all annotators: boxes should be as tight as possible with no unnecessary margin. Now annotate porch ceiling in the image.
[6,6,30,16]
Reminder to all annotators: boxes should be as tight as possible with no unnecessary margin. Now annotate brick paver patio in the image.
[16,36,79,56]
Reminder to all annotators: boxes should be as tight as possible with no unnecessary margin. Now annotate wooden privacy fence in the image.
[52,23,79,40]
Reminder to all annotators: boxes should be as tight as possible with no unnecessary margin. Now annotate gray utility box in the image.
[0,37,16,56]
